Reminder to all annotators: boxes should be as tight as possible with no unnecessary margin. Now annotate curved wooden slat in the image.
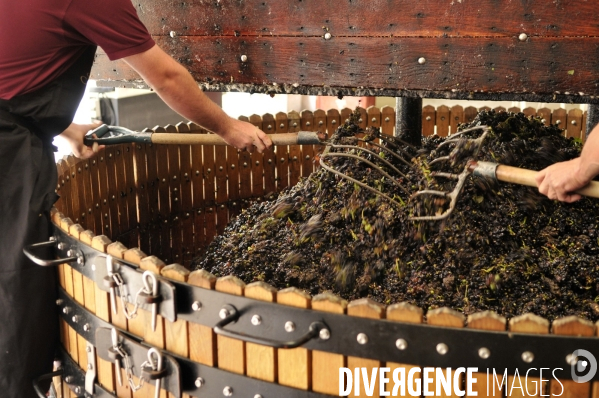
[312,292,347,395]
[216,276,246,375]
[277,287,312,390]
[347,298,385,398]
[188,269,217,367]
[550,316,595,398]
[508,313,550,398]
[245,281,278,382]
[386,302,423,396]
[467,311,506,397]
[427,307,465,398]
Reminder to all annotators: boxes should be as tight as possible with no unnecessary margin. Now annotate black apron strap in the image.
[0,45,96,398]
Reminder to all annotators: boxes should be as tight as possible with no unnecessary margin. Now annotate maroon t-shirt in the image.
[0,0,155,99]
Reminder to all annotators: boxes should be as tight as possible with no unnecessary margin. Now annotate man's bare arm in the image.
[123,44,271,152]
[536,123,599,202]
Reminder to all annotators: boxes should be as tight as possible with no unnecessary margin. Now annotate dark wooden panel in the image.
[135,0,599,38]
[166,124,183,263]
[133,143,150,253]
[176,123,194,266]
[154,126,172,262]
[92,36,599,99]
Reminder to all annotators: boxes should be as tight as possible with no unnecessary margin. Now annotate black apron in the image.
[0,46,96,398]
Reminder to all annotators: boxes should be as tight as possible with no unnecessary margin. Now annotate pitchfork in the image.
[87,124,418,206]
[410,125,599,221]
[318,127,418,205]
[84,124,322,146]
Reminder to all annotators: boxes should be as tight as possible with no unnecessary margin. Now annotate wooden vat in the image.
[49,0,599,395]
[47,108,599,398]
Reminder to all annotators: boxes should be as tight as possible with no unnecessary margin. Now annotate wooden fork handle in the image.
[471,161,599,199]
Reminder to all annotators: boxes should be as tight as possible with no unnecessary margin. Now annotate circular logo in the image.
[571,349,597,383]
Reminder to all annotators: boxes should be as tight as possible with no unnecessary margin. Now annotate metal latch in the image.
[96,328,181,398]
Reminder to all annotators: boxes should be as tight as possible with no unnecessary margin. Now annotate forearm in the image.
[124,46,232,136]
[123,45,272,152]
[147,65,232,136]
[57,122,103,159]
[577,123,599,182]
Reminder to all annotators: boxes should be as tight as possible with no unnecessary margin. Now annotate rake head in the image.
[318,126,418,207]
[409,125,492,221]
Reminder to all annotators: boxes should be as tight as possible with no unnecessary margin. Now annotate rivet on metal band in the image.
[436,343,449,355]
[478,347,491,359]
[219,308,230,319]
[319,328,331,340]
[396,339,408,351]
[357,333,368,345]
[284,321,295,332]
[522,351,534,363]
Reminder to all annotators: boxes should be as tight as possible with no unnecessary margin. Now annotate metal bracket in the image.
[85,342,97,395]
[214,304,326,349]
[98,256,175,323]
[59,347,116,398]
[47,227,177,323]
[58,289,331,398]
[23,238,81,267]
[33,369,63,398]
[96,327,181,398]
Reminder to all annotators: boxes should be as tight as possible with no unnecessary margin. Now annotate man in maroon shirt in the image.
[0,1,271,397]
[0,0,271,153]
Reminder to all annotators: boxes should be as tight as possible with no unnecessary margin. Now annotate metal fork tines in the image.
[409,165,471,221]
[319,139,413,207]
[409,125,492,221]
[360,133,417,167]
[429,125,490,167]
